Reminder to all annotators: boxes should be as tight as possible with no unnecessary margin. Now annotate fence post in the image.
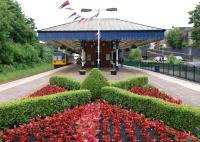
[173,64,175,76]
[185,65,188,79]
[163,62,164,73]
[168,64,169,75]
[193,66,196,82]
[179,64,181,77]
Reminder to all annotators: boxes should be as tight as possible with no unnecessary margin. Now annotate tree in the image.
[0,0,52,67]
[189,2,200,47]
[166,27,183,49]
[128,48,142,61]
[0,0,38,44]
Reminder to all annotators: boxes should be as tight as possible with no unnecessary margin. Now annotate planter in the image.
[79,70,86,75]
[111,69,117,75]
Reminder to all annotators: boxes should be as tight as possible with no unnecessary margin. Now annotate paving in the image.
[0,64,200,108]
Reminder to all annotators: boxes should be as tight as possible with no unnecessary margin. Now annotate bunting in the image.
[73,15,81,21]
[65,8,74,11]
[68,12,77,19]
[60,0,100,24]
[78,18,85,23]
[60,0,70,9]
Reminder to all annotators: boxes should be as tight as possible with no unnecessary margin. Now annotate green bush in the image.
[167,54,183,65]
[50,76,81,90]
[101,86,200,137]
[0,90,91,130]
[111,76,148,90]
[128,48,142,61]
[81,68,109,101]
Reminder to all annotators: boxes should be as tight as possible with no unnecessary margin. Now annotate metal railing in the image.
[124,61,200,83]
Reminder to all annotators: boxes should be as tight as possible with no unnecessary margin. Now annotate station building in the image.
[38,18,165,68]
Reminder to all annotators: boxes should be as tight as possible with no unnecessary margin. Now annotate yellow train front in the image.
[53,52,73,68]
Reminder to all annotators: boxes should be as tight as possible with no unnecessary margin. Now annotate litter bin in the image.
[155,65,160,72]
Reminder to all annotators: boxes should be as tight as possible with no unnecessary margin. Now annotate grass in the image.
[0,63,53,84]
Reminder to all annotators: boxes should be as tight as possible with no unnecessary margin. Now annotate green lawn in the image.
[0,63,53,84]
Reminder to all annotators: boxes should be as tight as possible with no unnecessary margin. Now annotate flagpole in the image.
[97,9,100,69]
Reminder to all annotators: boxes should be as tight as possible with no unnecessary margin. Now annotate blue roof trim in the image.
[38,31,164,41]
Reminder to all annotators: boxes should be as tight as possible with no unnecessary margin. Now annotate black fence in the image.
[124,61,200,83]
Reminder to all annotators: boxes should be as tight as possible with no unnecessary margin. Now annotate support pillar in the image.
[81,42,85,69]
[111,50,113,67]
[115,41,119,70]
[97,16,101,69]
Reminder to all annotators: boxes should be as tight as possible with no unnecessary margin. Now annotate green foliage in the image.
[189,2,200,47]
[128,48,142,61]
[166,27,183,49]
[167,54,182,65]
[167,54,176,64]
[0,0,53,68]
[111,76,148,90]
[0,90,91,130]
[0,0,38,44]
[50,76,81,90]
[81,68,109,100]
[101,87,200,137]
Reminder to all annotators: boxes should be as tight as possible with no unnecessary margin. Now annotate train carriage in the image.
[53,52,73,68]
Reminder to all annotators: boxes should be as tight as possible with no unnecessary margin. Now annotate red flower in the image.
[130,87,182,104]
[28,85,66,98]
[0,101,198,142]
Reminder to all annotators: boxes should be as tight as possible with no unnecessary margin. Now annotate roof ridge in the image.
[38,20,78,31]
[115,18,164,30]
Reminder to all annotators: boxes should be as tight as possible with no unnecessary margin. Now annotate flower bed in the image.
[28,85,66,98]
[0,101,197,142]
[130,87,182,104]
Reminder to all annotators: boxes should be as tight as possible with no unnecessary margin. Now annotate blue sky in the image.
[16,0,199,30]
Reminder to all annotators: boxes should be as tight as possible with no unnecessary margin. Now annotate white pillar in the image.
[97,13,100,68]
[116,41,119,69]
[116,47,119,67]
[81,47,85,68]
[111,51,113,65]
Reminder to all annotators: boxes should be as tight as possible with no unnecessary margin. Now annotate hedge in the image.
[81,68,109,101]
[0,90,91,130]
[49,76,81,90]
[111,76,148,90]
[101,86,200,137]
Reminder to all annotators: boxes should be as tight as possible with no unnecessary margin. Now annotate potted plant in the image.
[79,69,86,75]
[110,68,117,75]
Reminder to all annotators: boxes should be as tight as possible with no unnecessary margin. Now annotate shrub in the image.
[167,54,176,64]
[111,76,148,90]
[0,90,91,130]
[128,48,142,61]
[81,68,109,101]
[28,85,66,98]
[101,87,200,137]
[49,76,81,90]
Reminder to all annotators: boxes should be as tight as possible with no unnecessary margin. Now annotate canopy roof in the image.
[39,18,163,32]
[38,18,165,51]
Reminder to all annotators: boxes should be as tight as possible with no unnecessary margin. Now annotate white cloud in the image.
[16,0,199,29]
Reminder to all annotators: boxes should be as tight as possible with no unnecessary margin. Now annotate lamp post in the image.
[81,8,117,69]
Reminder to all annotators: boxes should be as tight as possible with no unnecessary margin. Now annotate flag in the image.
[68,12,76,18]
[73,15,81,21]
[65,8,74,11]
[78,18,85,23]
[60,0,70,9]
[90,11,100,20]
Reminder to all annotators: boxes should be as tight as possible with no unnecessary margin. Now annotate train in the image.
[53,52,74,68]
